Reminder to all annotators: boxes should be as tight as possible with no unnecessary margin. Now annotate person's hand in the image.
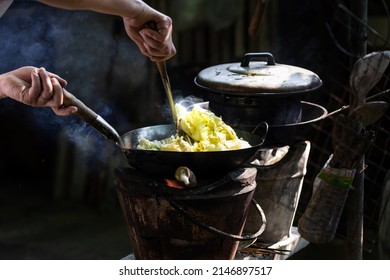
[122,3,176,61]
[0,66,77,116]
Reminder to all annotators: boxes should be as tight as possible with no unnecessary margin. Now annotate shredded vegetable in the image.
[136,104,251,152]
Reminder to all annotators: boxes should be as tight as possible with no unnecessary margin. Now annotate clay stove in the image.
[115,167,265,260]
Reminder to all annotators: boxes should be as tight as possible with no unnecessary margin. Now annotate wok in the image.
[62,90,267,178]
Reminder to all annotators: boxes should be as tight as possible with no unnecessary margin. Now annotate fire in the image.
[164,179,185,189]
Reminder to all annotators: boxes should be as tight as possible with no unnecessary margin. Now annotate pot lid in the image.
[195,52,322,96]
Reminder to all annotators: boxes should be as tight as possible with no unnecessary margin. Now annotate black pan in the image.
[120,124,266,178]
[63,90,266,178]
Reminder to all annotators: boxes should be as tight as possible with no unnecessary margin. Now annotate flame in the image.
[164,179,185,189]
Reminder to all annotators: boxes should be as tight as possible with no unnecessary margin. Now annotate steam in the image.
[0,3,134,170]
[175,95,206,110]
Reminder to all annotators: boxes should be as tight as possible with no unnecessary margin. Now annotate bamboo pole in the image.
[346,0,367,260]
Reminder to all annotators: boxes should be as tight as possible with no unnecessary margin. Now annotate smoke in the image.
[0,2,140,170]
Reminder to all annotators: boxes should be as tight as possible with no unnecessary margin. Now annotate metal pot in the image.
[194,52,323,127]
[62,90,267,178]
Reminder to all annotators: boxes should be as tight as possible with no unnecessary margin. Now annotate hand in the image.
[123,4,176,61]
[0,66,77,116]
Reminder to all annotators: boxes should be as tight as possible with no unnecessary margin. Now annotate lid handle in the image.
[240,52,276,67]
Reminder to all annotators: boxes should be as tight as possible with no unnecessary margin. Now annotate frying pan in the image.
[62,90,267,178]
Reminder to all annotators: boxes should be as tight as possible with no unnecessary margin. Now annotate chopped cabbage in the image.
[136,103,251,152]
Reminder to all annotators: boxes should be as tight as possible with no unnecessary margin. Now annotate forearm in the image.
[38,0,146,19]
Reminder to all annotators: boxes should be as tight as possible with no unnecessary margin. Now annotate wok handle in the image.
[62,89,123,146]
[62,89,97,123]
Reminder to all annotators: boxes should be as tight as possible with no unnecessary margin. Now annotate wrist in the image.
[122,0,148,19]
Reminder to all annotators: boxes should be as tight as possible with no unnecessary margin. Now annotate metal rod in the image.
[325,88,389,118]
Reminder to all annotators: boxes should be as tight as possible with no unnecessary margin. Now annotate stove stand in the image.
[115,166,263,260]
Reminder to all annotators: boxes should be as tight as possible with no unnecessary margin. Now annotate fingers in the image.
[139,27,176,61]
[123,15,176,62]
[46,77,78,116]
[47,71,68,87]
[38,68,54,102]
[28,68,41,103]
[48,77,64,107]
[49,78,77,116]
[28,67,55,105]
[27,68,76,116]
[47,78,77,117]
[51,105,78,116]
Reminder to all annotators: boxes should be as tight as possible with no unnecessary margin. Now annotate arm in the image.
[38,0,176,61]
[38,0,144,18]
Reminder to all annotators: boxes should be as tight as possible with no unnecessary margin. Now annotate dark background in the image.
[0,0,389,259]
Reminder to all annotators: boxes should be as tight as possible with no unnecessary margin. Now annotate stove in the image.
[115,166,261,260]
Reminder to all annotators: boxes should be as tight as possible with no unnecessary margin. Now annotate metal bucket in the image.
[244,141,311,244]
[115,167,265,260]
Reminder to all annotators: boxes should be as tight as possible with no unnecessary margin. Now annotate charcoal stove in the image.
[115,166,266,260]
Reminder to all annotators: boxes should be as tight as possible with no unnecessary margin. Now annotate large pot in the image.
[194,52,323,144]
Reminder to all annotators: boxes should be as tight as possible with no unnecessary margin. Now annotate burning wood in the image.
[164,179,185,190]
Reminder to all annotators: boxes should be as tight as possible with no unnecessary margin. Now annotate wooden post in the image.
[346,0,367,260]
